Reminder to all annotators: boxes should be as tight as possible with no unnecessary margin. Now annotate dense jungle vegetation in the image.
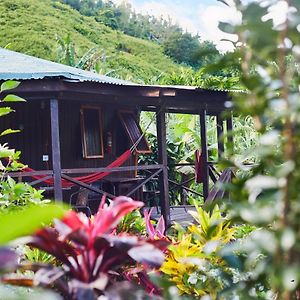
[0,0,220,83]
[59,0,220,69]
[0,0,178,82]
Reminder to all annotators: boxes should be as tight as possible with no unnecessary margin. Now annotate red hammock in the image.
[22,149,132,188]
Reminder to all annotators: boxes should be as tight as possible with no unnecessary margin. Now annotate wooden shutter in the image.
[118,110,151,154]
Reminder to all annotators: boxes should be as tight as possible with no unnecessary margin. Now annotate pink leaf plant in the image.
[1,196,168,300]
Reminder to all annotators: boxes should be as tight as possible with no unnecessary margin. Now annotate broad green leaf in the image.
[0,107,14,117]
[0,129,20,136]
[2,94,26,102]
[0,204,67,245]
[0,147,15,158]
[0,81,20,93]
[6,176,16,189]
[218,22,235,34]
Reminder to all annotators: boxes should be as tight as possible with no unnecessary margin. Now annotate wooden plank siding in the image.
[58,99,136,179]
[0,98,138,178]
[0,100,50,170]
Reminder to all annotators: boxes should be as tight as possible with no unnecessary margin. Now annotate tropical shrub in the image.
[116,209,146,235]
[0,81,51,212]
[0,176,48,211]
[0,196,168,299]
[161,204,236,298]
[22,246,57,266]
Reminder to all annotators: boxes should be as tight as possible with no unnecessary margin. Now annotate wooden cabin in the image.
[0,48,233,225]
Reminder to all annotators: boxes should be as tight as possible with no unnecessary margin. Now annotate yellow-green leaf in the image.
[0,81,20,93]
[2,94,26,102]
[0,107,14,117]
[0,129,20,136]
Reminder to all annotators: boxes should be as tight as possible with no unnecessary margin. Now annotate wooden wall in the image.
[59,99,134,176]
[0,100,50,169]
[0,98,137,177]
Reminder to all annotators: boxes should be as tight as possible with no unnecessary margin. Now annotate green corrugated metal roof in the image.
[0,48,132,85]
[0,48,243,95]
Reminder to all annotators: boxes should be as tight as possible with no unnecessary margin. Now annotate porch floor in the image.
[146,205,197,226]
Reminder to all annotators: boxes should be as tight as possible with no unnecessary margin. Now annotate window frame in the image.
[80,105,104,159]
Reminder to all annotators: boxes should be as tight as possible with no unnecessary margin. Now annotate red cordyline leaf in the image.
[91,196,144,238]
[29,227,83,279]
[61,210,87,232]
[31,196,145,279]
[144,208,166,240]
[155,216,165,238]
[61,196,144,243]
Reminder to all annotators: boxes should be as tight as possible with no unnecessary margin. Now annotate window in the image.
[80,106,104,158]
[119,110,151,154]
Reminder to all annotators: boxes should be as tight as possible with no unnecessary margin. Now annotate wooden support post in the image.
[216,113,224,157]
[156,106,170,226]
[50,99,63,202]
[200,109,209,200]
[226,111,234,146]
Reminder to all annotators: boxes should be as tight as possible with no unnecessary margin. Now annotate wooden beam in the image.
[126,169,162,197]
[5,165,163,178]
[50,99,63,202]
[10,78,231,115]
[156,105,170,226]
[5,170,53,177]
[200,109,209,200]
[29,175,53,187]
[61,174,115,199]
[168,179,203,197]
[205,168,233,204]
[61,164,163,174]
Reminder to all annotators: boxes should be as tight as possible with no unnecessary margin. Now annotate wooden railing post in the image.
[216,113,224,157]
[200,109,209,200]
[50,99,63,202]
[226,111,234,145]
[156,105,170,226]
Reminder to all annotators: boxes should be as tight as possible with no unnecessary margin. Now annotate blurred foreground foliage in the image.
[213,0,300,299]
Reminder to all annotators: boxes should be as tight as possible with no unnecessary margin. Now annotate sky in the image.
[113,0,241,52]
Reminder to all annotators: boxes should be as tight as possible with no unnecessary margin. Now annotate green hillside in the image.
[0,0,182,82]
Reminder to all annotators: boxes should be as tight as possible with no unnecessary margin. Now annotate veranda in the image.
[0,48,233,225]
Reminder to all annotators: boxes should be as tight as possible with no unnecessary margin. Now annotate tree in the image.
[162,32,220,69]
[162,31,199,67]
[62,0,81,11]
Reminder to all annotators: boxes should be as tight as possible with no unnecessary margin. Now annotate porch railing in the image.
[5,164,164,201]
